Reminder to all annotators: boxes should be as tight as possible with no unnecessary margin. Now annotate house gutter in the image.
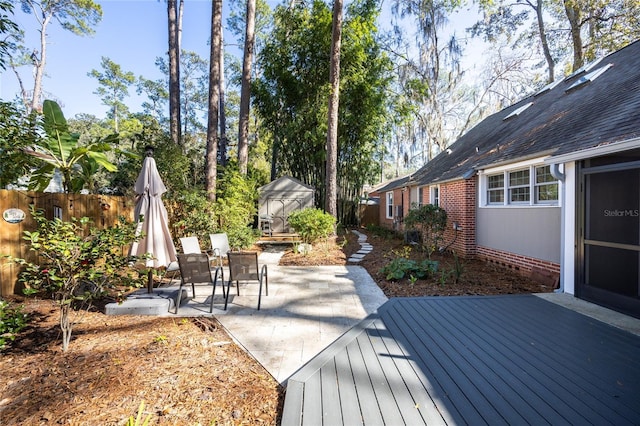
[549,163,566,293]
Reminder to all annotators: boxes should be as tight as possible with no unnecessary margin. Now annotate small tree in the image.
[8,207,146,352]
[404,204,448,257]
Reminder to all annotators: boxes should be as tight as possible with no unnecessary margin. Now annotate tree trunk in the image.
[219,28,228,167]
[563,0,583,72]
[325,0,343,219]
[238,0,257,175]
[535,0,555,83]
[30,14,53,112]
[168,0,182,145]
[206,0,223,201]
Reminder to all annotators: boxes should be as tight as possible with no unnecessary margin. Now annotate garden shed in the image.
[258,176,315,233]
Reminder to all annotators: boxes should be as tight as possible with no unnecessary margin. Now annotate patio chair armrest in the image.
[260,264,267,279]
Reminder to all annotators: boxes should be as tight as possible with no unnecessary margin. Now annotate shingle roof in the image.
[409,39,640,186]
[369,173,413,194]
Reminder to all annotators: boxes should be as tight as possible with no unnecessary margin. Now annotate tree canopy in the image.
[254,0,392,222]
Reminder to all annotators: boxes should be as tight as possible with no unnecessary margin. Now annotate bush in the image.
[404,204,448,257]
[0,300,29,352]
[288,208,336,244]
[214,168,260,249]
[380,258,439,281]
[365,224,397,239]
[166,190,219,243]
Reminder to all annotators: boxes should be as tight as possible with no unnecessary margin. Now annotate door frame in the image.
[576,158,640,318]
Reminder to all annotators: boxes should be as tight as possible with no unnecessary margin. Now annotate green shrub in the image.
[8,206,147,351]
[380,258,439,281]
[404,204,448,257]
[365,224,397,239]
[214,168,259,249]
[0,300,29,352]
[166,190,219,243]
[288,208,336,244]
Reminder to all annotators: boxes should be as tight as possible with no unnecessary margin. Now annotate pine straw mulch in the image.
[1,229,553,425]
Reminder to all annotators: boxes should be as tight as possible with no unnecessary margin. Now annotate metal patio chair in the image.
[226,252,268,310]
[209,232,231,267]
[175,253,224,314]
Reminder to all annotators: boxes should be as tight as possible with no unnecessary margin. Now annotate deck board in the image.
[282,295,640,425]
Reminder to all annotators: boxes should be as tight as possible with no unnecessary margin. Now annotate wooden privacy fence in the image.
[0,190,135,296]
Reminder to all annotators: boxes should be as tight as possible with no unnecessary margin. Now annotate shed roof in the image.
[386,40,640,191]
[258,176,315,193]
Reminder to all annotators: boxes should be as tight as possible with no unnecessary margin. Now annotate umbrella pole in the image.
[147,269,154,293]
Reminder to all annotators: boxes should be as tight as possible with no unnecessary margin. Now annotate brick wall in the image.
[376,188,407,231]
[438,179,477,258]
[477,245,561,277]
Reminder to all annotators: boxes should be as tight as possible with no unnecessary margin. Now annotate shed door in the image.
[577,153,640,318]
[266,198,305,233]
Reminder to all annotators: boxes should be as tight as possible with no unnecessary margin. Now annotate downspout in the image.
[550,163,565,293]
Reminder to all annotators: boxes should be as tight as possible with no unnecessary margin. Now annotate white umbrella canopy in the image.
[130,151,177,292]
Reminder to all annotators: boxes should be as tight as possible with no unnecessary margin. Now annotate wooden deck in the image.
[257,232,302,245]
[281,295,640,425]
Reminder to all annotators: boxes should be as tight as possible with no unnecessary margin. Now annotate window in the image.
[483,164,559,206]
[535,165,559,203]
[430,186,439,206]
[508,169,530,203]
[386,192,393,219]
[417,187,424,207]
[487,174,504,204]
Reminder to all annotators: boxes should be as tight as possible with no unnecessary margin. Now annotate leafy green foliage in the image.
[404,204,448,257]
[166,190,219,244]
[8,206,146,351]
[25,100,121,193]
[253,0,392,216]
[365,224,398,239]
[288,208,336,244]
[0,101,40,187]
[380,257,439,281]
[214,168,260,249]
[0,300,29,352]
[166,168,260,250]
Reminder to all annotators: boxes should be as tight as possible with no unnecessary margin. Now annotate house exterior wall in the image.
[477,207,561,262]
[377,187,409,231]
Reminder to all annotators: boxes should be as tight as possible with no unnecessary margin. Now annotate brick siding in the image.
[477,245,561,277]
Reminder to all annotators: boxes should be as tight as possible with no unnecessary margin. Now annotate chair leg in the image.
[211,267,224,313]
[223,279,232,311]
[175,283,183,314]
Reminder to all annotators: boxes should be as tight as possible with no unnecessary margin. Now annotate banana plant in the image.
[25,100,119,193]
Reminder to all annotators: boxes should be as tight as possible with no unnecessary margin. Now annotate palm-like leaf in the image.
[26,100,119,193]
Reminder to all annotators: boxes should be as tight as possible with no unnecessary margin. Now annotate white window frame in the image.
[479,159,561,208]
[386,191,394,219]
[430,185,440,207]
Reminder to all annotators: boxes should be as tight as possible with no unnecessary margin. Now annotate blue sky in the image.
[0,0,485,118]
[1,0,218,117]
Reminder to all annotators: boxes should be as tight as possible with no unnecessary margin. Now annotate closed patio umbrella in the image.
[130,147,177,293]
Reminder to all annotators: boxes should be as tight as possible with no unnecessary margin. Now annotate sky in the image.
[0,0,486,118]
